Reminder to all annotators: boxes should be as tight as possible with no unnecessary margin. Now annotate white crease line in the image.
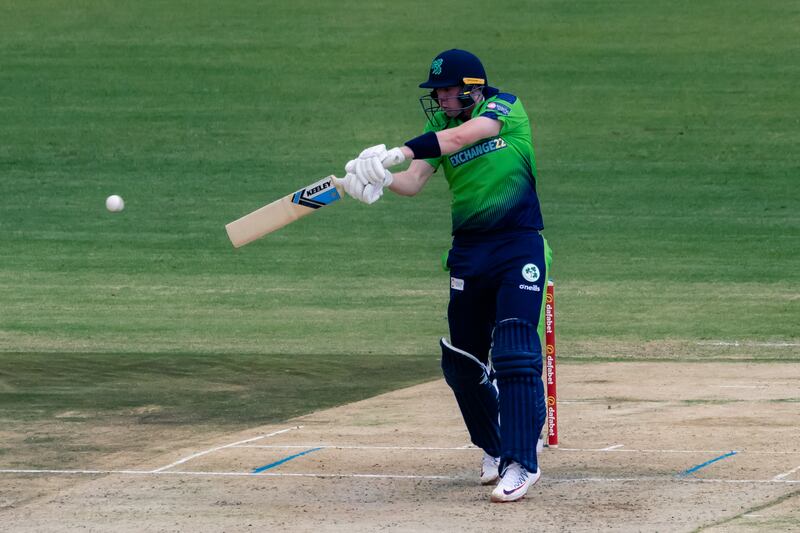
[0,469,149,475]
[546,477,800,485]
[256,472,456,480]
[773,465,800,481]
[233,445,477,451]
[550,477,800,485]
[150,426,302,473]
[234,444,800,455]
[557,447,800,455]
[558,447,733,453]
[0,469,454,480]
[1,469,798,484]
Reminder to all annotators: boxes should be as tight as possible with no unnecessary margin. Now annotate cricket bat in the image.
[225,149,405,248]
[225,175,343,248]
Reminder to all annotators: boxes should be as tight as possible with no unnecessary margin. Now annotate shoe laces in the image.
[502,462,528,484]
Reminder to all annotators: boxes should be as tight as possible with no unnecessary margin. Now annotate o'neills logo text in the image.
[449,137,508,167]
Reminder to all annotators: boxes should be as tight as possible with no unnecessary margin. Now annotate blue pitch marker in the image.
[252,447,322,474]
[679,451,738,477]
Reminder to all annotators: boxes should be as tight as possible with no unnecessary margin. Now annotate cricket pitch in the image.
[1,361,799,532]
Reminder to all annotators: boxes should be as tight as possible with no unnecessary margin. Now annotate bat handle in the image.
[331,176,346,194]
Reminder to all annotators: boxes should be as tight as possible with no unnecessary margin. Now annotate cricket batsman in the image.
[342,49,550,502]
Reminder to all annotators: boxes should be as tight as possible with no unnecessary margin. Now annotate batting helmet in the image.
[419,49,487,89]
[419,49,488,127]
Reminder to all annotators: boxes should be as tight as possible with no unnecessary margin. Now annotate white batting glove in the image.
[341,173,383,205]
[344,158,365,185]
[356,155,394,188]
[344,144,386,182]
[359,144,389,160]
[381,147,406,168]
[349,145,406,188]
[363,183,384,204]
[358,145,406,169]
[344,145,406,184]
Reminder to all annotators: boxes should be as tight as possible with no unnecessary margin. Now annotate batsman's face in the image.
[435,86,467,116]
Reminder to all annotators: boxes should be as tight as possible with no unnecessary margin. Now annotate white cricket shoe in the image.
[480,452,500,485]
[490,461,540,503]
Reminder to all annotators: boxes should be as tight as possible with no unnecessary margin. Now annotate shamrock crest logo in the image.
[431,58,443,75]
[522,263,540,283]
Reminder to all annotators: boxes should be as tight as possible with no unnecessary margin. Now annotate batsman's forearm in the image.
[435,118,501,154]
[434,129,463,155]
[388,170,424,196]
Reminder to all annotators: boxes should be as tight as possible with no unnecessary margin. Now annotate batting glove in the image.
[356,155,394,188]
[341,172,383,205]
[344,145,405,187]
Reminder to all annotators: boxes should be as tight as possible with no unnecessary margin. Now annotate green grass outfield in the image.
[1,1,798,430]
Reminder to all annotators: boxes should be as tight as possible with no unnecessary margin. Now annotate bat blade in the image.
[225,175,342,248]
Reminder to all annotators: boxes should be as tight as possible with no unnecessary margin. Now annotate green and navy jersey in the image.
[424,90,543,236]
